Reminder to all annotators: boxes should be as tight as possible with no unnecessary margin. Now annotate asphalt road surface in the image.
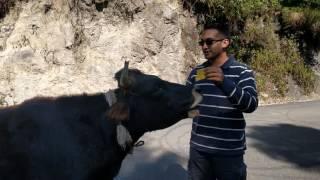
[117,101,320,180]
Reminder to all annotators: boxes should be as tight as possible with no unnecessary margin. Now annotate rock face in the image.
[0,0,201,106]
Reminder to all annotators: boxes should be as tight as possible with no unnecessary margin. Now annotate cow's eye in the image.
[156,87,163,92]
[157,83,166,91]
[152,86,164,96]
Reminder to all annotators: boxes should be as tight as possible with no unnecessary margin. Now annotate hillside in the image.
[0,0,319,106]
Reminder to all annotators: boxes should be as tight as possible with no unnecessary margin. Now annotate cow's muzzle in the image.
[190,88,202,109]
[188,88,202,118]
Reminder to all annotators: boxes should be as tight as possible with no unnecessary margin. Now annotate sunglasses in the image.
[198,38,224,46]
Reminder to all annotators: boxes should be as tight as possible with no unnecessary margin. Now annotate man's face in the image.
[199,29,229,60]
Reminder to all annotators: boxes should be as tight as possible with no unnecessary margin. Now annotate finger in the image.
[204,67,221,74]
[205,72,221,78]
[207,76,224,82]
[205,72,217,76]
[206,66,221,70]
[207,77,222,82]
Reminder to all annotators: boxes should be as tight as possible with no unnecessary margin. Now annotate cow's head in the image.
[107,62,202,150]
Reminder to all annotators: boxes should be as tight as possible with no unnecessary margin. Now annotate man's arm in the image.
[219,69,258,113]
[205,66,258,113]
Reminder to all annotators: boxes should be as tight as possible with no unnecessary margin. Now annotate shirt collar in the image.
[220,56,235,69]
[202,56,235,69]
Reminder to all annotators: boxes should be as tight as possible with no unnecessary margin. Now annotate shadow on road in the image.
[117,148,187,180]
[247,123,320,169]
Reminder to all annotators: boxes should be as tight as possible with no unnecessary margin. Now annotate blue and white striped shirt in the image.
[186,56,258,156]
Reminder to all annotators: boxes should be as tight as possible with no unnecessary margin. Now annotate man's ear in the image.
[221,39,230,49]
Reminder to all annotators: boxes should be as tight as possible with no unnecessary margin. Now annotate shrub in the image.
[281,39,316,93]
[0,0,17,19]
[241,18,280,51]
[184,0,280,34]
[281,7,320,51]
[250,49,289,96]
[280,0,320,8]
[249,39,315,96]
[0,94,7,106]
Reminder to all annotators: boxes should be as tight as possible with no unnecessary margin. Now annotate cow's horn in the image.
[120,61,130,88]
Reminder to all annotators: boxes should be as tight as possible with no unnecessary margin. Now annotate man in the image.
[186,23,258,180]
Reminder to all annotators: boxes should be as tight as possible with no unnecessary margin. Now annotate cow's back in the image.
[0,95,126,180]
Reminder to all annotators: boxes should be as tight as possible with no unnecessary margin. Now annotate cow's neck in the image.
[104,89,146,151]
[120,121,145,150]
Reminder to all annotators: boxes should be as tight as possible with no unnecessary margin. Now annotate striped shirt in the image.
[186,56,258,156]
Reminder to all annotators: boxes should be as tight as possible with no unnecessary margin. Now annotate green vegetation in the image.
[280,0,320,8]
[250,39,315,96]
[0,94,6,106]
[0,0,16,19]
[281,7,320,61]
[184,0,319,97]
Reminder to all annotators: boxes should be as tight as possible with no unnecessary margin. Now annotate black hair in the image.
[202,23,231,39]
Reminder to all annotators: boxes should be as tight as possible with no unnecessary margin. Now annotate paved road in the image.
[117,101,320,180]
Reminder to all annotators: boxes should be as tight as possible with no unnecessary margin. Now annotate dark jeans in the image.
[188,148,247,180]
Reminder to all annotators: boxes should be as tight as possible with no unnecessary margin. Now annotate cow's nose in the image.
[194,85,202,93]
[181,99,193,107]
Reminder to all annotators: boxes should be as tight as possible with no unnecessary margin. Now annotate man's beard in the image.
[206,51,222,62]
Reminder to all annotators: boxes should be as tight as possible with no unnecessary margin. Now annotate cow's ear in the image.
[107,102,130,122]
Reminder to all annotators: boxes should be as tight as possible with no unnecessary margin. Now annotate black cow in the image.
[0,62,202,180]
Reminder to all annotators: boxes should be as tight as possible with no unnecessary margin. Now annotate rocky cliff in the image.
[0,0,201,105]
